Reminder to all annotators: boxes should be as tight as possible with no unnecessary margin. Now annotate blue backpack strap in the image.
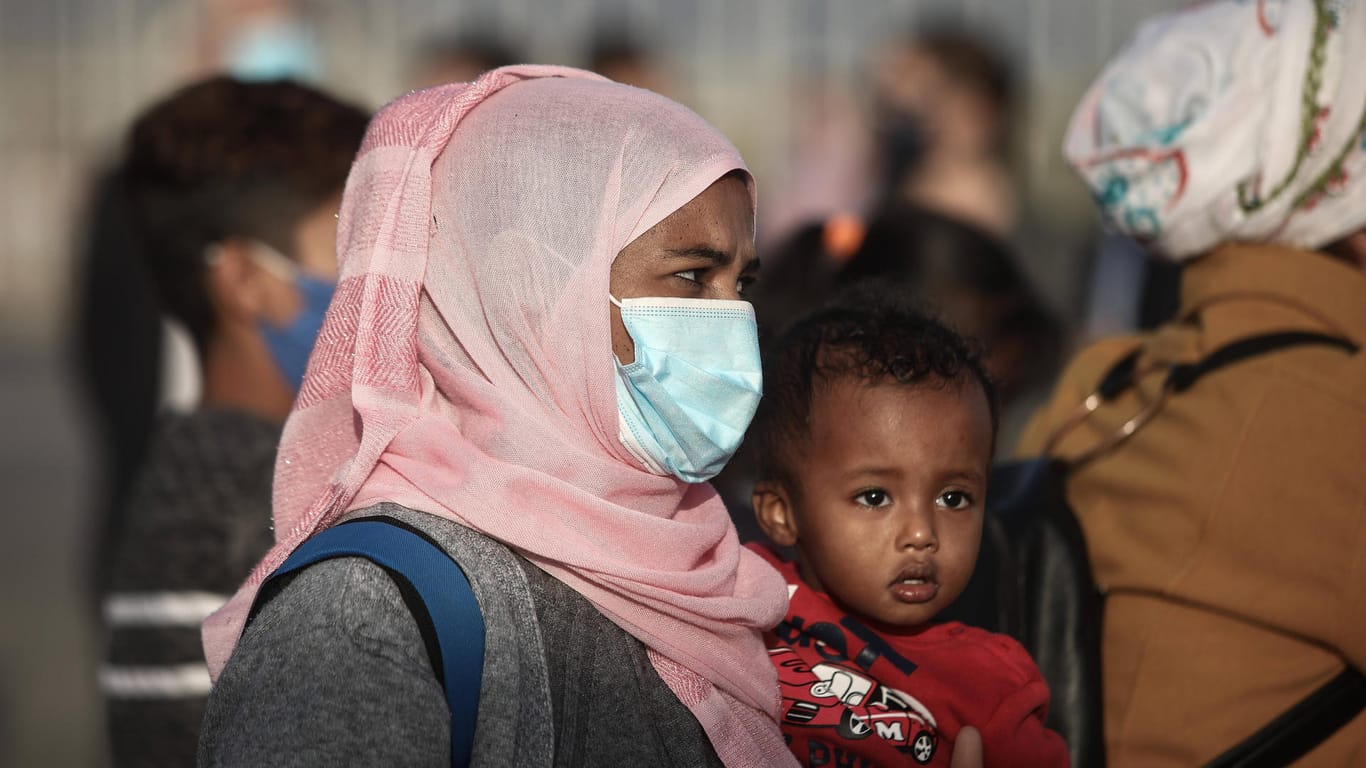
[258,518,485,768]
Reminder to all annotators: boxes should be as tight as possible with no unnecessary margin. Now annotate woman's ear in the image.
[753,481,799,547]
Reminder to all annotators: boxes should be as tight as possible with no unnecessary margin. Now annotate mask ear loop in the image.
[609,294,624,309]
[202,241,300,282]
[245,243,300,281]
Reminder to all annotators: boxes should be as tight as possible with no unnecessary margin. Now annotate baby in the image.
[748,290,1068,767]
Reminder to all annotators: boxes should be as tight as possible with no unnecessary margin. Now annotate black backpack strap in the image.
[1054,330,1359,465]
[1095,348,1144,400]
[1095,330,1358,400]
[1166,331,1358,392]
[1205,666,1366,768]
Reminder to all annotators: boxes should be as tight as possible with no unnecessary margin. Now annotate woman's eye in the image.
[673,269,701,284]
[737,275,757,298]
[854,489,891,507]
[937,491,973,510]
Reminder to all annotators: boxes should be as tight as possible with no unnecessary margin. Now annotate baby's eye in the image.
[854,489,891,507]
[937,491,973,510]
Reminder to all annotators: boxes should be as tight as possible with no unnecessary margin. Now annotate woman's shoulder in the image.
[204,504,559,767]
[242,533,433,669]
[201,520,454,766]
[236,504,513,668]
[346,502,536,576]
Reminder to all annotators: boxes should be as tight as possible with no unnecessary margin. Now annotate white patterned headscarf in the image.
[1065,0,1366,261]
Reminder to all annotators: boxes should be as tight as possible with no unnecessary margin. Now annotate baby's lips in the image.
[890,560,937,585]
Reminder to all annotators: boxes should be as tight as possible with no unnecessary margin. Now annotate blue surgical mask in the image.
[611,295,763,483]
[250,245,335,393]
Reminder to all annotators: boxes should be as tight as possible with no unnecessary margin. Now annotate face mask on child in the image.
[246,243,335,393]
[610,294,763,483]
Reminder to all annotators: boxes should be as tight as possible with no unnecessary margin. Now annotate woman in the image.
[1019,2,1366,765]
[198,66,791,766]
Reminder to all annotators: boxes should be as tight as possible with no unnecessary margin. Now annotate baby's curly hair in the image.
[752,283,999,493]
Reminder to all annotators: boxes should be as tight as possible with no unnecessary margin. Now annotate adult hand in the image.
[950,726,984,768]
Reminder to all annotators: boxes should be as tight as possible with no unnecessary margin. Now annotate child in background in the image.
[748,289,1068,767]
[86,77,369,767]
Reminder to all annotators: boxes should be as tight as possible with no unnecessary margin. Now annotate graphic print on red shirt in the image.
[751,545,1070,768]
[771,644,943,764]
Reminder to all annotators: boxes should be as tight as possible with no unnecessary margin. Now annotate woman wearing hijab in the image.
[197,66,790,766]
[1018,1,1366,765]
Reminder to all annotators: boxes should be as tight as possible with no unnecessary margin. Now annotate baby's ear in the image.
[753,481,798,547]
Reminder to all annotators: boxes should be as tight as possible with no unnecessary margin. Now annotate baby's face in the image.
[784,376,992,628]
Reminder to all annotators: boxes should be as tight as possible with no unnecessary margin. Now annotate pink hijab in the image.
[201,65,794,765]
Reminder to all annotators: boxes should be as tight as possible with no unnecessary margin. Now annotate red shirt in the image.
[751,545,1069,767]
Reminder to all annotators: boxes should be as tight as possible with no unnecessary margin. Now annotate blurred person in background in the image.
[747,220,846,346]
[407,29,524,92]
[872,26,1018,237]
[763,25,1017,251]
[835,205,1063,447]
[81,75,367,766]
[194,0,323,82]
[587,29,675,96]
[76,172,167,591]
[753,206,1062,447]
[1019,1,1366,764]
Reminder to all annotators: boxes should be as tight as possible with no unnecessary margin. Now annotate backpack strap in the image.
[1166,331,1358,391]
[1100,330,1358,400]
[254,517,485,768]
[1205,666,1366,768]
[1049,330,1358,465]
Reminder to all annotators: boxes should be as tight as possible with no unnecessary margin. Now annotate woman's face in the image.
[609,175,757,364]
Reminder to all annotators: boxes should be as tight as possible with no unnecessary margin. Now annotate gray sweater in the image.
[105,408,280,767]
[198,503,724,767]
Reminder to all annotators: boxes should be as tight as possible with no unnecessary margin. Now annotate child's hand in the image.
[950,726,983,768]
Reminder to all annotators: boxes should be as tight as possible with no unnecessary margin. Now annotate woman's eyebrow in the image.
[664,247,761,275]
[665,246,732,265]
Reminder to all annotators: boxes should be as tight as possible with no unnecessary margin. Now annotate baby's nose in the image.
[897,510,939,551]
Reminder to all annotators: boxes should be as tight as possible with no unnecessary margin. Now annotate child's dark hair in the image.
[114,76,369,354]
[752,285,999,493]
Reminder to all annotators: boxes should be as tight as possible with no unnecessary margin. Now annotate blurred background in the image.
[0,0,1181,764]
